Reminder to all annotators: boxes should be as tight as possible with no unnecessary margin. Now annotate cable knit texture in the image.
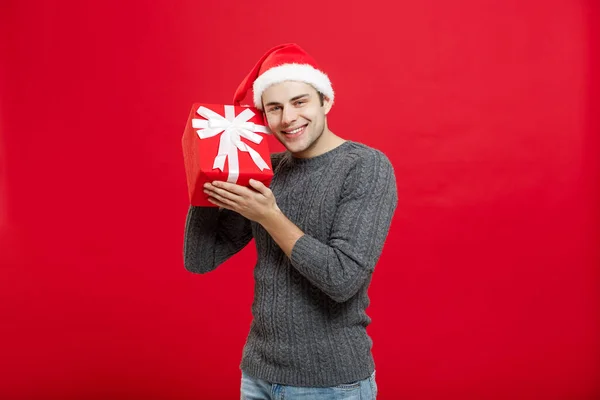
[183,141,397,387]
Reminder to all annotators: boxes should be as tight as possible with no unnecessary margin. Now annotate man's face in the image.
[262,81,332,158]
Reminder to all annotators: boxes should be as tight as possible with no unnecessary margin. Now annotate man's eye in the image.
[268,106,281,113]
[295,101,305,106]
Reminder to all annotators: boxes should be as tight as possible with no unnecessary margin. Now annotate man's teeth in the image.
[285,126,304,134]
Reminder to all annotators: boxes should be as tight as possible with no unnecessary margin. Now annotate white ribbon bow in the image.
[192,105,271,183]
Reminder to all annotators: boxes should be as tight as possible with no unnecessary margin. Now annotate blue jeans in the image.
[240,371,378,400]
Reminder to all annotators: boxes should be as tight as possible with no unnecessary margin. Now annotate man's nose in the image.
[281,106,297,126]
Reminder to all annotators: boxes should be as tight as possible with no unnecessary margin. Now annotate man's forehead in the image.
[262,81,317,102]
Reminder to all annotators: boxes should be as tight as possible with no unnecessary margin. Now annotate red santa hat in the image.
[233,43,334,110]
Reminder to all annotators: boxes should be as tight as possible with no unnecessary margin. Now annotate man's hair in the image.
[318,91,325,106]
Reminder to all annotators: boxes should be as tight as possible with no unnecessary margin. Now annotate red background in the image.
[1,1,599,399]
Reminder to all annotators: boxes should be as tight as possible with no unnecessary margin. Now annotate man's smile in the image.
[282,124,308,137]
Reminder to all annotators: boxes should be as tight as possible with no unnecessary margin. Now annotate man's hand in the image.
[204,179,281,224]
[205,179,304,258]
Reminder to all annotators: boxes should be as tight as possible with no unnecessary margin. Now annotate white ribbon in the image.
[192,105,271,183]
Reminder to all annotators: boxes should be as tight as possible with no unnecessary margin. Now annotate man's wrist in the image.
[258,206,304,258]
[258,207,284,228]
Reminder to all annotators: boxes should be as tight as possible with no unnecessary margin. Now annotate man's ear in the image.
[323,96,333,115]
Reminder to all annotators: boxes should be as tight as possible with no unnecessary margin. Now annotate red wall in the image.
[1,1,598,399]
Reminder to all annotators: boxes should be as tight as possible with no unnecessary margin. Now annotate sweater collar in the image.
[286,140,353,167]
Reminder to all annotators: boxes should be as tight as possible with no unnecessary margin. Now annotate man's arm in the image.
[257,210,303,258]
[284,152,397,302]
[185,153,285,274]
[205,151,397,302]
[183,206,252,273]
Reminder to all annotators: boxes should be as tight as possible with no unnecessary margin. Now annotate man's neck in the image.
[292,130,345,159]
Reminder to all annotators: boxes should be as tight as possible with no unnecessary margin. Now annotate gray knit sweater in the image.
[183,141,397,387]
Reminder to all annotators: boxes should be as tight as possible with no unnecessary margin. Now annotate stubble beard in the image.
[296,120,325,156]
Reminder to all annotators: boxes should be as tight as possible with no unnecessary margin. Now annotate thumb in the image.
[249,179,269,195]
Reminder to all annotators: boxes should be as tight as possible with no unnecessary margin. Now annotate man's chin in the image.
[282,142,307,156]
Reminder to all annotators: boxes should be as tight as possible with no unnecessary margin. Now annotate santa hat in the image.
[233,43,334,110]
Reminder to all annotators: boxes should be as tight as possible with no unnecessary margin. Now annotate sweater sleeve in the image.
[183,206,252,274]
[289,151,398,302]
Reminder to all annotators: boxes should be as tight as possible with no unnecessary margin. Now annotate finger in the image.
[207,197,232,210]
[206,185,243,202]
[248,179,269,196]
[212,181,251,196]
[205,189,239,208]
[205,181,234,193]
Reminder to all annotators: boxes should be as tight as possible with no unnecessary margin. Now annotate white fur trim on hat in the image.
[252,63,334,109]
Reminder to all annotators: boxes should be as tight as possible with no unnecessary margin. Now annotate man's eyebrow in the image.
[264,100,282,107]
[264,94,310,108]
[290,94,310,102]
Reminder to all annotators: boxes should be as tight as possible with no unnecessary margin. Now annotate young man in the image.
[183,43,397,399]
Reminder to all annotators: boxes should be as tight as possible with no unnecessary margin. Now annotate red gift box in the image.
[182,103,274,207]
